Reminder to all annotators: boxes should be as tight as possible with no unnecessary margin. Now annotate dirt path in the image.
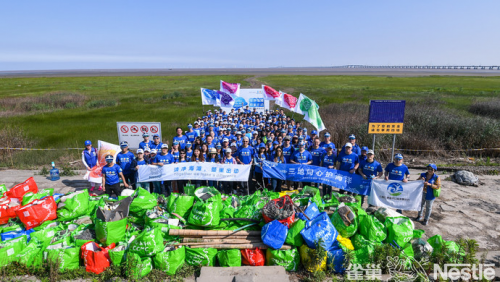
[243,75,295,94]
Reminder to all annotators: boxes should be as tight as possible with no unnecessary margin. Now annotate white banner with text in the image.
[137,163,251,182]
[368,179,424,211]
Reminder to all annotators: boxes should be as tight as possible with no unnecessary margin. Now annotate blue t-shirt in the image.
[185,131,198,142]
[360,160,383,178]
[102,164,122,185]
[291,150,313,164]
[223,157,236,164]
[282,145,294,163]
[186,150,193,160]
[421,172,439,200]
[154,153,174,165]
[320,141,336,152]
[322,153,336,168]
[116,151,135,175]
[237,146,254,164]
[309,147,326,166]
[149,142,163,151]
[173,136,188,150]
[171,151,180,163]
[139,141,154,151]
[385,163,410,181]
[336,151,359,172]
[341,144,362,156]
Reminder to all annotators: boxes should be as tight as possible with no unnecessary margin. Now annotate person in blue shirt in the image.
[290,141,313,189]
[139,133,154,151]
[320,146,336,196]
[173,127,188,150]
[133,149,150,192]
[309,138,326,167]
[82,140,100,192]
[384,153,410,214]
[320,132,336,153]
[359,146,369,162]
[336,142,360,188]
[222,148,237,195]
[341,134,362,156]
[101,155,129,197]
[236,136,254,195]
[185,142,194,160]
[185,124,198,142]
[358,150,383,180]
[153,144,174,196]
[150,134,163,150]
[270,146,286,192]
[116,141,136,189]
[253,144,268,189]
[416,164,441,225]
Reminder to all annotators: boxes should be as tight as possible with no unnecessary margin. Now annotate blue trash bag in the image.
[52,193,64,202]
[261,220,288,249]
[300,212,338,249]
[327,246,346,274]
[296,201,320,221]
[1,229,35,242]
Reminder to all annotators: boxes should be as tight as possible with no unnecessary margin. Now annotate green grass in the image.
[0,75,499,168]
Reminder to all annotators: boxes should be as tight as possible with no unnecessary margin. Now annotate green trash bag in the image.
[17,238,44,268]
[0,235,27,267]
[184,184,196,196]
[233,205,259,227]
[71,224,95,249]
[285,219,306,247]
[323,194,340,210]
[153,246,186,275]
[129,228,164,257]
[57,189,90,221]
[126,253,153,279]
[188,187,222,228]
[0,221,24,233]
[0,184,6,195]
[108,244,128,266]
[32,220,60,232]
[146,219,181,241]
[44,243,80,272]
[351,245,375,265]
[359,214,387,242]
[243,190,262,206]
[167,193,195,219]
[413,229,425,239]
[330,206,358,238]
[129,187,158,218]
[217,249,241,267]
[95,217,128,246]
[385,217,413,247]
[299,186,323,209]
[30,225,63,247]
[218,205,236,229]
[22,188,54,205]
[427,235,464,257]
[351,234,380,250]
[265,248,300,272]
[185,247,217,266]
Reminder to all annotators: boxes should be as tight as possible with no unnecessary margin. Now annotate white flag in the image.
[369,179,424,211]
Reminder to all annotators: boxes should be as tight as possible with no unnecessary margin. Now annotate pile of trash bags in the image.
[0,178,465,278]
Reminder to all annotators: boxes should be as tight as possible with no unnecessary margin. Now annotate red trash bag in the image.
[81,241,116,274]
[0,204,21,225]
[3,177,38,200]
[241,248,265,266]
[15,196,57,230]
[262,195,295,228]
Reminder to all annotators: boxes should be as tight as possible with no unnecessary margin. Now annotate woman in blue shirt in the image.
[384,153,410,213]
[416,164,441,225]
[254,144,267,189]
[82,140,100,192]
[271,146,286,192]
[321,146,336,196]
[207,148,219,189]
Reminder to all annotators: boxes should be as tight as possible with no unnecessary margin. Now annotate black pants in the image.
[322,185,332,197]
[177,180,186,194]
[123,173,136,189]
[105,183,122,197]
[162,181,172,197]
[223,181,233,195]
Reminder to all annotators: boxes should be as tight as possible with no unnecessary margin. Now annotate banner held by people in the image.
[262,161,371,195]
[369,179,424,211]
[137,163,251,182]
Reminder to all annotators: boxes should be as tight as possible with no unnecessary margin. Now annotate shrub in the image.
[469,99,500,119]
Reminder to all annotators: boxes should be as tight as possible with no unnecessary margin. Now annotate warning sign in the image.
[120,125,129,133]
[117,122,161,149]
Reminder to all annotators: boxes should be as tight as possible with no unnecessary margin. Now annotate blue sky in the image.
[1,0,499,70]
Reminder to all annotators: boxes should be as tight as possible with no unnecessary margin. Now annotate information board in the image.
[220,89,269,112]
[117,122,161,149]
[368,100,405,134]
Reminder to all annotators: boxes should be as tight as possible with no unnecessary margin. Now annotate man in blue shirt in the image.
[384,153,410,213]
[236,136,254,195]
[153,143,174,196]
[309,138,326,167]
[341,134,362,156]
[358,150,383,179]
[150,134,163,150]
[336,142,359,174]
[173,127,188,150]
[116,141,136,189]
[139,133,153,151]
[101,155,129,197]
[359,146,369,162]
[290,141,313,189]
[185,124,198,142]
[320,132,336,153]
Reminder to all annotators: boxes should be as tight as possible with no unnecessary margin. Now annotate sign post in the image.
[368,100,406,160]
[117,122,162,149]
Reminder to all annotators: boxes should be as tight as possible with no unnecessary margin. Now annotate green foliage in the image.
[60,165,77,176]
[38,166,49,176]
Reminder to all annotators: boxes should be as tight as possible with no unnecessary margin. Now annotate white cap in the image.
[344,142,353,148]
[137,149,144,154]
[151,149,158,154]
[367,149,374,155]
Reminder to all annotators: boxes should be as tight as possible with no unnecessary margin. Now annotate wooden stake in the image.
[201,235,260,239]
[169,229,261,237]
[188,243,292,250]
[182,238,261,244]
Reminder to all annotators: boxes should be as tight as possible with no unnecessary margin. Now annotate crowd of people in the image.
[82,106,441,225]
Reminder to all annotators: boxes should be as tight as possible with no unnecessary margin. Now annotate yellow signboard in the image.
[368,123,404,134]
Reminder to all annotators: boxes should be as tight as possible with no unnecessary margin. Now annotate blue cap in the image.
[427,163,438,171]
[216,143,222,149]
[299,141,305,146]
[173,141,179,145]
[395,153,403,160]
[324,133,331,137]
[311,130,318,135]
[246,128,251,132]
[84,140,91,146]
[298,136,304,140]
[362,146,369,151]
[188,124,193,128]
[120,141,128,147]
[200,130,205,134]
[273,141,279,145]
[153,134,160,138]
[280,129,286,133]
[259,143,266,149]
[105,155,113,161]
[186,142,192,147]
[303,128,307,132]
[349,134,356,139]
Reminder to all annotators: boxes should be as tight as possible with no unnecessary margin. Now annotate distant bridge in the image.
[336,65,500,70]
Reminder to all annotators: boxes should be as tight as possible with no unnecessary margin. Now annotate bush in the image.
[85,100,118,108]
[469,99,500,119]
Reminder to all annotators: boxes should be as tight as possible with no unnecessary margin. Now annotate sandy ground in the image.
[1,168,498,252]
[1,67,499,78]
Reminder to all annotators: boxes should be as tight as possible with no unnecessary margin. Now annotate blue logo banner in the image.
[262,160,371,195]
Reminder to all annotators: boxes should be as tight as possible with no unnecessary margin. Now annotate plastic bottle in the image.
[50,162,60,181]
